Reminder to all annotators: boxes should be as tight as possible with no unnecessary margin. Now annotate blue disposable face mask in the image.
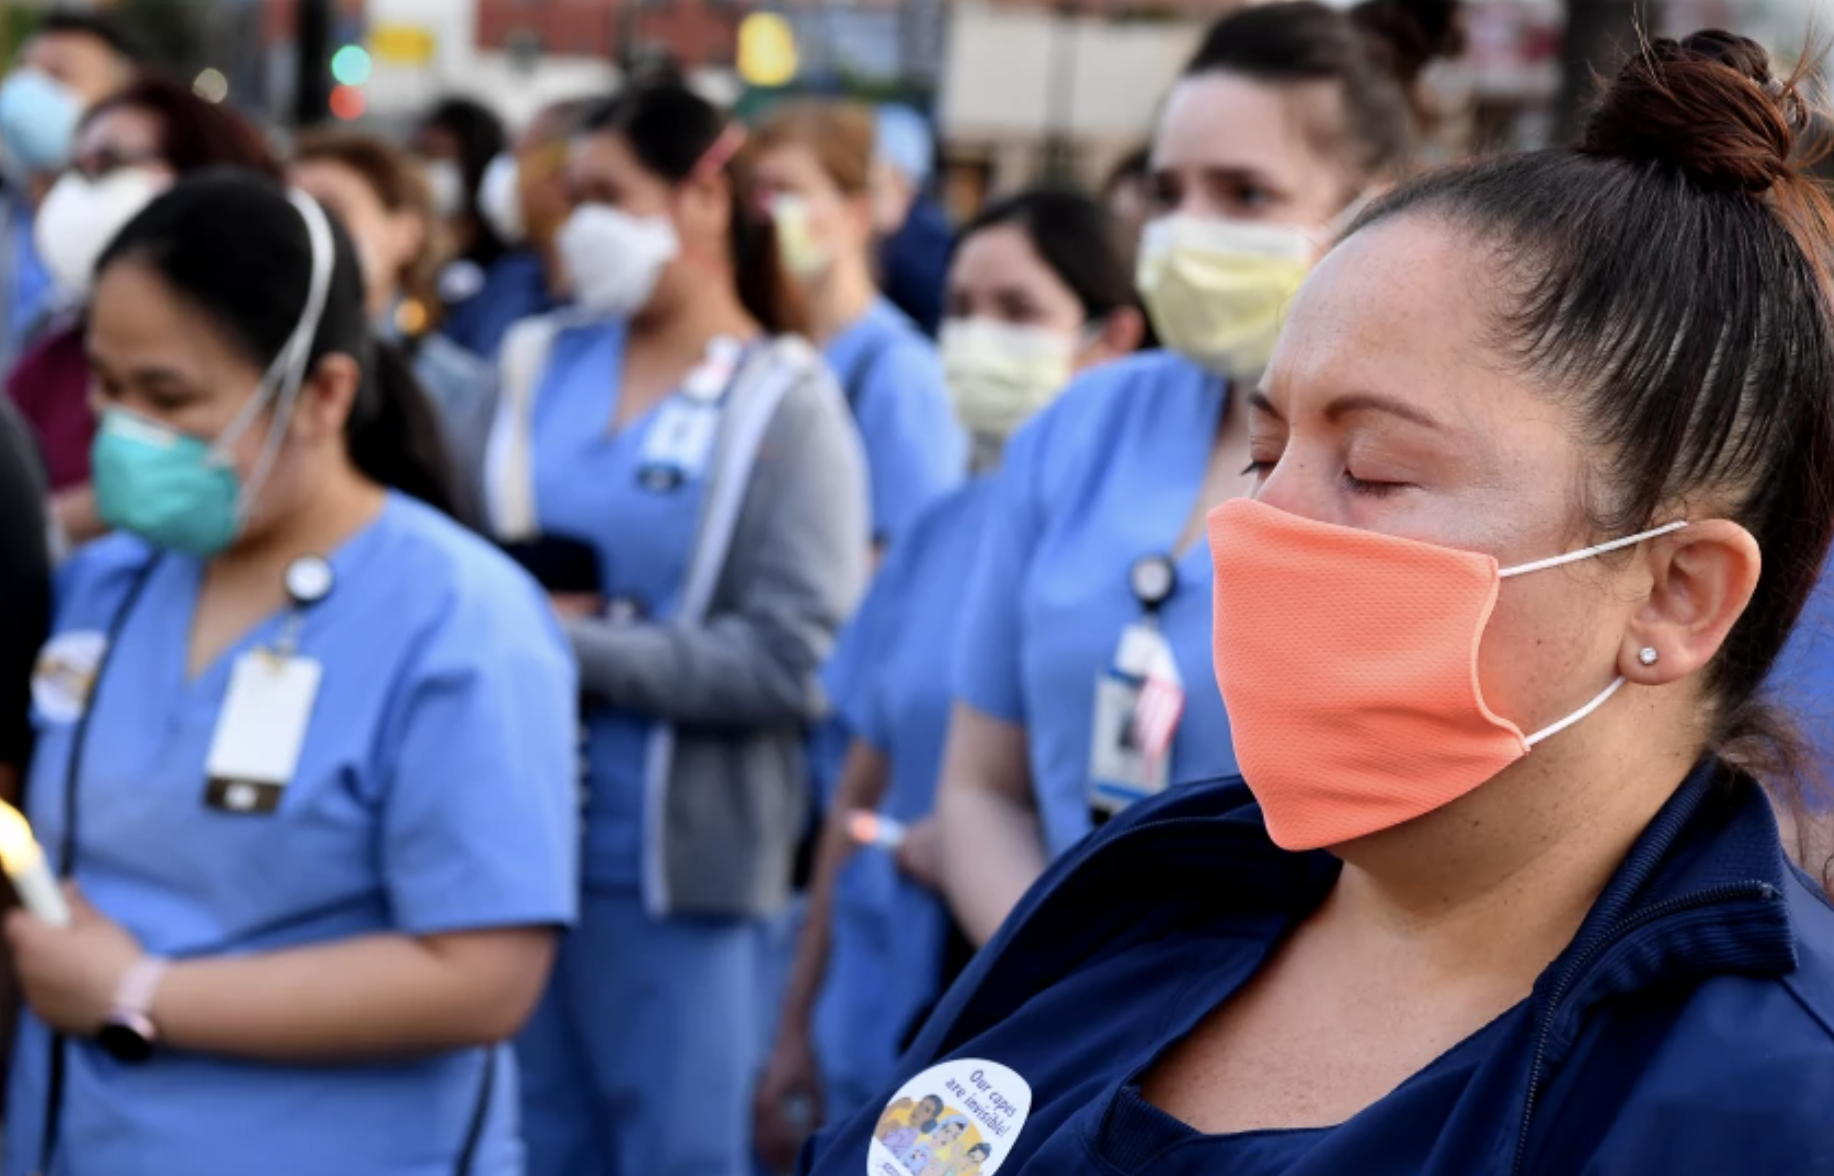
[0,70,82,174]
[91,191,338,557]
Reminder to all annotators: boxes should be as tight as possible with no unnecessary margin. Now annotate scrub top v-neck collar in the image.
[135,494,401,704]
[1085,998,1527,1175]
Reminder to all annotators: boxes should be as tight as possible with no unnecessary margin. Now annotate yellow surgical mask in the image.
[1135,214,1315,378]
[939,317,1077,441]
[771,193,831,280]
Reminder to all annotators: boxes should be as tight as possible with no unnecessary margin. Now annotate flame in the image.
[0,801,45,876]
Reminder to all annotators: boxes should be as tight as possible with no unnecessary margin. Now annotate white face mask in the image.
[556,203,680,319]
[35,168,172,301]
[939,317,1078,441]
[422,159,467,220]
[478,153,524,245]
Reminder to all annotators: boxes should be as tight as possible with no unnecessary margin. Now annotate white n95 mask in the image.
[556,204,680,319]
[1136,214,1315,379]
[422,159,467,220]
[939,317,1077,441]
[478,153,524,245]
[35,168,172,301]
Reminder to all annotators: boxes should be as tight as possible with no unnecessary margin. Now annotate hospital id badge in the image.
[1087,624,1176,814]
[638,399,720,490]
[203,653,322,815]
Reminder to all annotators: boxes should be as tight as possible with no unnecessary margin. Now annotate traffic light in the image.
[330,84,366,120]
[331,44,372,87]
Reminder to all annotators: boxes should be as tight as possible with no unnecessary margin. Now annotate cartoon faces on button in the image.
[867,1063,1032,1176]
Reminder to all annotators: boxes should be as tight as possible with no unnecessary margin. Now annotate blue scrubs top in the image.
[529,319,708,893]
[823,297,964,548]
[953,351,1239,859]
[441,250,556,363]
[7,494,579,1176]
[816,481,996,1107]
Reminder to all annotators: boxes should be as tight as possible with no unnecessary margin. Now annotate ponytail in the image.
[729,178,809,337]
[347,341,467,523]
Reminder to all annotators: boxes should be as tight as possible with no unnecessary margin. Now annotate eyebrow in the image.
[1247,389,1445,432]
[1322,392,1443,431]
[88,355,194,390]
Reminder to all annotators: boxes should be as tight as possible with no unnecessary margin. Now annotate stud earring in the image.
[1638,647,1660,667]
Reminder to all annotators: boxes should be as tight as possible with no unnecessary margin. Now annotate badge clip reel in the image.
[203,556,332,816]
[1088,555,1182,826]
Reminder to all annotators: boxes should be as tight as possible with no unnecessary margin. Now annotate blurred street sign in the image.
[371,24,437,67]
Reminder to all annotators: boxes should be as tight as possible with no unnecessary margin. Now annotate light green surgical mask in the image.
[91,191,337,557]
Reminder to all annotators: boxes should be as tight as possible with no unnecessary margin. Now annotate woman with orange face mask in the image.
[800,30,1834,1176]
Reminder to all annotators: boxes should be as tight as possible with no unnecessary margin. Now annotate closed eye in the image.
[1342,471,1412,498]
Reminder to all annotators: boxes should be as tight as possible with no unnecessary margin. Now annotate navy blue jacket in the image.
[803,762,1834,1175]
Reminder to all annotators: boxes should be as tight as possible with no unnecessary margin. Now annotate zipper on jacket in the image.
[1508,880,1782,1176]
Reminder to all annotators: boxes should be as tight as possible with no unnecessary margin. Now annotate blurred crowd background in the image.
[4,0,1826,218]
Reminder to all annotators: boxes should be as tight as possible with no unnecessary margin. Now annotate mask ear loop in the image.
[1497,520,1689,579]
[1500,519,1689,748]
[211,191,337,523]
[1525,678,1625,747]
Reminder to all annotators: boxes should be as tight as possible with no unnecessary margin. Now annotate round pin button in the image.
[1129,554,1178,611]
[284,555,335,608]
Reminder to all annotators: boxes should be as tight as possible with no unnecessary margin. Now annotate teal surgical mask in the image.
[91,191,338,557]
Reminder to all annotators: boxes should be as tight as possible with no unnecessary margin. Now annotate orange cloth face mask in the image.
[1207,498,1686,851]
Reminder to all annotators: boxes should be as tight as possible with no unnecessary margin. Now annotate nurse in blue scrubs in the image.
[5,174,577,1176]
[935,0,1468,944]
[490,80,868,1176]
[749,101,965,552]
[754,188,1145,1169]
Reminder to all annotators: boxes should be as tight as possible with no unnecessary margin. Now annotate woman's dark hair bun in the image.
[1580,30,1805,195]
[1352,0,1465,85]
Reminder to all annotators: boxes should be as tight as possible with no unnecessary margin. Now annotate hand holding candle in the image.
[0,800,71,927]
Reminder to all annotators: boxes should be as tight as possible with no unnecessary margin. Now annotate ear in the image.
[842,189,878,244]
[289,353,364,447]
[675,169,734,250]
[1621,519,1762,686]
[869,162,915,235]
[384,207,427,277]
[1085,307,1146,365]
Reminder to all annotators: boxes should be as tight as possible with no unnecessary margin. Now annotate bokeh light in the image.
[192,68,229,104]
[331,45,373,88]
[330,84,367,121]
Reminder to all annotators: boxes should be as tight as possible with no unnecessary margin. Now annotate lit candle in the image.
[847,811,908,853]
[0,801,70,927]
